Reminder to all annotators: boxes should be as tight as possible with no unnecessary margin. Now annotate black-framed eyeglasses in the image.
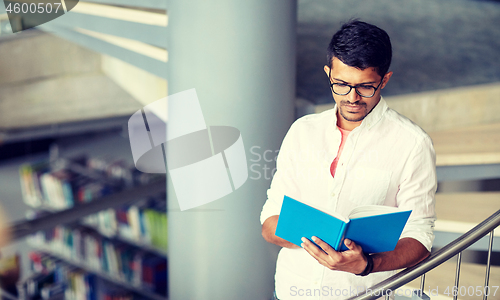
[328,69,384,98]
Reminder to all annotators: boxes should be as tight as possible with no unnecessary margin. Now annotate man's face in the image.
[324,58,392,128]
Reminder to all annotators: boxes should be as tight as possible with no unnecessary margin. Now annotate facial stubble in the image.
[338,101,368,123]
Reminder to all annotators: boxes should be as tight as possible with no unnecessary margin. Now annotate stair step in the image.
[429,122,500,166]
[434,192,499,251]
[435,220,500,237]
[436,192,500,224]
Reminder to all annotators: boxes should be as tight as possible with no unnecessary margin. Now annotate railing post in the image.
[453,252,462,300]
[483,230,494,300]
[411,274,430,300]
[419,274,426,295]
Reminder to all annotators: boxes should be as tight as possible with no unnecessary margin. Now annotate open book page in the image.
[309,203,349,223]
[347,205,403,219]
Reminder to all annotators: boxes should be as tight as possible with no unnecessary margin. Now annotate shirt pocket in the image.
[347,167,392,205]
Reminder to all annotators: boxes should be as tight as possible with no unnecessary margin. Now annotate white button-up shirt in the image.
[260,97,436,300]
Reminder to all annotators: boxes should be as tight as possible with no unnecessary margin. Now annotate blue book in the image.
[275,196,412,254]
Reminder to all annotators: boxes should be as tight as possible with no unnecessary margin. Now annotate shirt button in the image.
[331,192,335,197]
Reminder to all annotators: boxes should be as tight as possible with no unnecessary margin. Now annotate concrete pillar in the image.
[167,1,296,299]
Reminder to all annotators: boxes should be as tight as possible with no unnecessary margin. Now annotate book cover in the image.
[275,196,412,254]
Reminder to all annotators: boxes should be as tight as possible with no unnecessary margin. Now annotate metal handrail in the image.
[348,209,500,300]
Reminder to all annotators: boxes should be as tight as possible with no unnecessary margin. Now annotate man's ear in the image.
[324,65,330,77]
[381,71,393,89]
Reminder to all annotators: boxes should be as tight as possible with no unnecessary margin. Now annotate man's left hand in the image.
[301,236,367,274]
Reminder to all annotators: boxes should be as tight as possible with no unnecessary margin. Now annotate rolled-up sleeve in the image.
[397,135,437,252]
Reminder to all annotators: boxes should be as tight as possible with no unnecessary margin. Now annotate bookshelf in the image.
[28,249,166,300]
[7,153,168,300]
[10,179,165,241]
[78,221,167,257]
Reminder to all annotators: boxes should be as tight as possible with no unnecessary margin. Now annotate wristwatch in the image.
[356,253,374,276]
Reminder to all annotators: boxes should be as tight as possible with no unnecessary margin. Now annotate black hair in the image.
[327,20,392,77]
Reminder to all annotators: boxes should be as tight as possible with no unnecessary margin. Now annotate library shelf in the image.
[10,156,167,299]
[78,222,167,257]
[24,202,167,257]
[29,245,167,300]
[9,179,166,241]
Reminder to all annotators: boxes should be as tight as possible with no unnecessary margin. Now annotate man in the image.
[260,20,436,300]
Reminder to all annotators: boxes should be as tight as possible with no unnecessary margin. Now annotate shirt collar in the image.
[332,96,388,131]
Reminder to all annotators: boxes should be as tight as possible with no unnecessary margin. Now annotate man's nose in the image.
[346,87,362,103]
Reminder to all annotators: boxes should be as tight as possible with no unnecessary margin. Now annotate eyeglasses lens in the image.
[332,85,375,97]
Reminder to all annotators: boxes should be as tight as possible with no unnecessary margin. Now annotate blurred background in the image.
[0,0,498,299]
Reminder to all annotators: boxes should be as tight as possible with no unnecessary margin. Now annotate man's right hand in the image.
[262,215,300,249]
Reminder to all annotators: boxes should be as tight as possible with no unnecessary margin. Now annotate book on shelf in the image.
[28,224,167,296]
[81,196,167,251]
[24,251,127,300]
[19,156,163,211]
[19,161,50,208]
[141,255,167,295]
[21,155,167,251]
[19,155,167,299]
[275,196,412,254]
[100,286,134,300]
[17,271,56,300]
